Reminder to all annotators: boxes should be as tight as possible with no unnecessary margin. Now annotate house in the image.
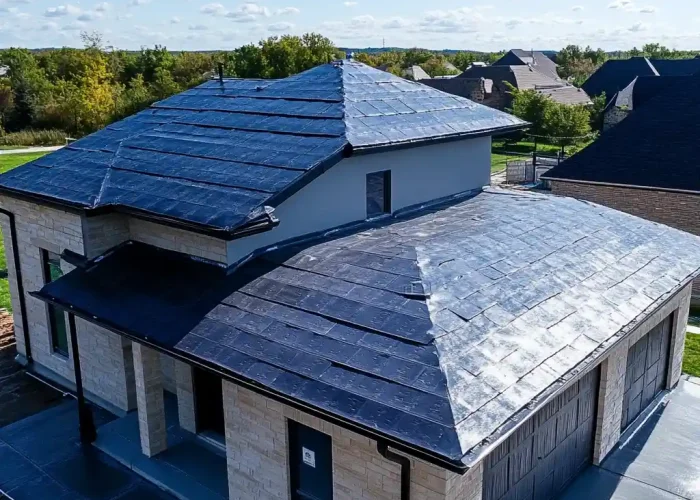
[402,65,431,81]
[582,56,700,105]
[492,49,561,80]
[544,76,700,303]
[423,65,591,111]
[603,75,696,131]
[1,60,699,500]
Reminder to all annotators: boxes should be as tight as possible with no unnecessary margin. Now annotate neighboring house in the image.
[582,56,700,105]
[402,65,431,81]
[423,65,591,110]
[1,60,700,500]
[492,49,560,80]
[603,75,696,131]
[544,76,700,303]
[443,61,459,74]
[0,65,8,77]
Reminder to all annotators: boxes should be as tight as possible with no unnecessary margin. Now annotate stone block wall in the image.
[0,196,136,412]
[222,381,482,500]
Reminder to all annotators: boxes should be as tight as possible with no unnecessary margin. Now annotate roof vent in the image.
[401,280,431,299]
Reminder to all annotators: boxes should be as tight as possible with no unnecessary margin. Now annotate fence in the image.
[505,152,564,186]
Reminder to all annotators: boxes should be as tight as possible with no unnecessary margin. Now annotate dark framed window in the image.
[41,250,68,356]
[366,170,391,219]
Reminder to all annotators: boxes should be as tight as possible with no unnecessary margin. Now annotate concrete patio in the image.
[0,399,174,499]
[560,376,700,500]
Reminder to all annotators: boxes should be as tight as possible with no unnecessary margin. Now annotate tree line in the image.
[0,32,342,138]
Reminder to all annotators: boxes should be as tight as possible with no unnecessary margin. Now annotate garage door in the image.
[483,368,599,500]
[621,315,672,431]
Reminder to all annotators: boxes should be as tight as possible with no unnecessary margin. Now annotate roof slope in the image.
[582,57,700,103]
[545,76,700,191]
[493,50,560,80]
[0,61,525,236]
[36,188,700,466]
[457,66,590,105]
[611,75,695,110]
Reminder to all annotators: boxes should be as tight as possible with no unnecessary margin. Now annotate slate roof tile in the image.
[35,188,700,466]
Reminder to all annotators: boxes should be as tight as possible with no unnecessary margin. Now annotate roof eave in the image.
[29,287,471,475]
[540,176,700,196]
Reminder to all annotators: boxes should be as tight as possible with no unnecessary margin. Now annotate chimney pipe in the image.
[217,62,224,82]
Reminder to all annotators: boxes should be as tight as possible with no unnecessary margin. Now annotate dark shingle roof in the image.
[35,188,700,466]
[582,57,700,104]
[493,50,560,80]
[545,76,700,191]
[610,75,695,110]
[0,61,525,236]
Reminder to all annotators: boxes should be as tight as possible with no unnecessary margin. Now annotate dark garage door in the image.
[483,368,599,500]
[621,315,672,431]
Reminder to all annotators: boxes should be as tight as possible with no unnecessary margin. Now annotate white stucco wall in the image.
[227,136,492,263]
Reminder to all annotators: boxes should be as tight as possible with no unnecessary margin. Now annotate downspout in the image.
[0,208,32,363]
[377,441,411,500]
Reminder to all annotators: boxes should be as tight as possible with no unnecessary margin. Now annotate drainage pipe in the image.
[377,441,411,500]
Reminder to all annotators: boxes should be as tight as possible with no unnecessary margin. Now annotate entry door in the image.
[193,367,225,435]
[288,421,333,500]
[621,315,672,431]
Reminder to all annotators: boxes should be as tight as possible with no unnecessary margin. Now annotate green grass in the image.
[0,152,48,311]
[683,334,700,378]
[491,153,509,173]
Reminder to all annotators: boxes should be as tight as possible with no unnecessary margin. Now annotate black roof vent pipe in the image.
[217,62,224,82]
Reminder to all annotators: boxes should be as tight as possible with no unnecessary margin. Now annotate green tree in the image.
[546,104,592,148]
[506,83,556,137]
[589,92,607,132]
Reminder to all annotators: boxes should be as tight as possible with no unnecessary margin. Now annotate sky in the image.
[1,0,699,52]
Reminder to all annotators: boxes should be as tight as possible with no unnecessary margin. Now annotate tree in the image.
[0,79,13,133]
[589,92,607,132]
[506,84,555,137]
[546,104,592,148]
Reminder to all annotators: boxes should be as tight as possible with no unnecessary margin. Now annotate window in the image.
[42,250,68,356]
[366,170,391,218]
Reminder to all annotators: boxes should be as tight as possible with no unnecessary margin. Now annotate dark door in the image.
[193,367,225,435]
[288,421,333,500]
[483,368,599,500]
[621,315,672,431]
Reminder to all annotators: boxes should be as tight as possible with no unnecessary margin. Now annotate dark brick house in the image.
[544,77,700,302]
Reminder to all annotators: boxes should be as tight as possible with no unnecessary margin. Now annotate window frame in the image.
[365,170,392,219]
[41,249,68,357]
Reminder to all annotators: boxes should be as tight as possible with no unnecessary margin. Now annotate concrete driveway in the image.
[560,376,700,500]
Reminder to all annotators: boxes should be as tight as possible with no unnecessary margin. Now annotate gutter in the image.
[0,208,32,363]
[377,441,411,499]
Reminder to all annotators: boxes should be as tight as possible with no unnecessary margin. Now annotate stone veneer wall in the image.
[222,381,482,500]
[0,198,135,412]
[551,181,700,299]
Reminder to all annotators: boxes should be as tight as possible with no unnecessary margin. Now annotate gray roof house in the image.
[1,60,699,500]
[423,65,591,111]
[402,65,432,81]
[492,49,561,80]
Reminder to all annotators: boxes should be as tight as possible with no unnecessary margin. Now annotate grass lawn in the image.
[684,334,700,378]
[491,153,509,173]
[0,152,48,311]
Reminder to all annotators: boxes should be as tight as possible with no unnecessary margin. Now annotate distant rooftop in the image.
[0,61,525,237]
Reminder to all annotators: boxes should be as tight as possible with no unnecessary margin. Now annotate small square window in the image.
[366,170,391,218]
[41,250,68,357]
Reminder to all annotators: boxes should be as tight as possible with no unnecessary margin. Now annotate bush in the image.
[0,129,67,147]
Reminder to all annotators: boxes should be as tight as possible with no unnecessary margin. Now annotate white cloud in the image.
[608,0,633,8]
[44,4,80,17]
[381,17,410,29]
[571,5,584,11]
[275,6,299,15]
[129,0,148,6]
[189,23,208,30]
[200,2,225,15]
[77,11,102,20]
[417,8,481,33]
[268,21,293,31]
[41,21,58,30]
[94,2,109,11]
[350,14,375,28]
[61,21,84,30]
[639,6,656,13]
[170,16,180,24]
[629,21,649,31]
[343,1,357,6]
